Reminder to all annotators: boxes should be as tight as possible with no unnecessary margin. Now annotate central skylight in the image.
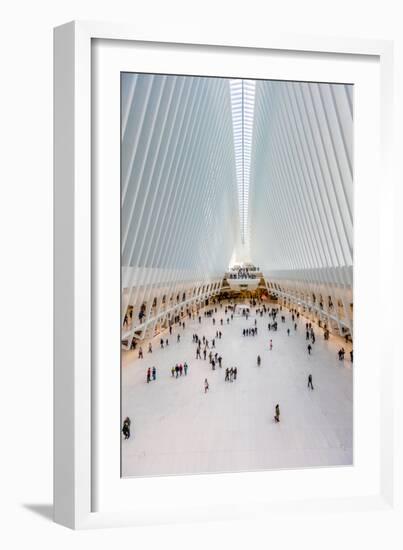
[229,79,256,247]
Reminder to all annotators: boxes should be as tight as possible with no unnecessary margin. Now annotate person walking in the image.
[184,362,188,375]
[196,347,201,359]
[148,343,152,353]
[204,378,209,393]
[257,354,261,366]
[179,364,183,376]
[175,365,179,378]
[225,368,229,382]
[138,347,143,359]
[307,374,314,390]
[177,334,180,343]
[274,404,280,423]
[152,366,156,381]
[122,417,131,439]
[146,368,151,383]
[287,328,290,336]
[234,367,237,380]
[171,366,175,377]
[307,344,312,355]
[269,339,273,351]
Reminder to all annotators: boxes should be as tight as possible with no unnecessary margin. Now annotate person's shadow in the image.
[23,504,53,522]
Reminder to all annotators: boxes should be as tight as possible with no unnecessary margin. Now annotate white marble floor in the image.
[122,304,353,477]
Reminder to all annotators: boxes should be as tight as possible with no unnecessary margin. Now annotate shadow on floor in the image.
[23,504,53,522]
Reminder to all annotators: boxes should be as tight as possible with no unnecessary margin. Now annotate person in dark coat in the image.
[122,417,131,439]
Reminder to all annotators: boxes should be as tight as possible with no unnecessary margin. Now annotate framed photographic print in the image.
[54,21,395,529]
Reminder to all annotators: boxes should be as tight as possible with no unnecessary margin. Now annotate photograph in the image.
[0,0,398,541]
[120,72,353,478]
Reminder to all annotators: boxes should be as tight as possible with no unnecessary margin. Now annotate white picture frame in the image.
[54,20,395,529]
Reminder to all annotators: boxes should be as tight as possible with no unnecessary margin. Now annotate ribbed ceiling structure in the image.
[121,73,353,343]
[249,80,353,279]
[122,74,240,276]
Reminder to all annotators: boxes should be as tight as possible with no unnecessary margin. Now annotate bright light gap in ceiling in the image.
[229,79,256,247]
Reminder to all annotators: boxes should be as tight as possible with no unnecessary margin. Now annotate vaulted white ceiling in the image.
[121,73,353,286]
[122,73,240,281]
[250,80,353,276]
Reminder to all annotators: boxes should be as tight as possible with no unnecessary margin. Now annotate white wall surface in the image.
[0,0,402,548]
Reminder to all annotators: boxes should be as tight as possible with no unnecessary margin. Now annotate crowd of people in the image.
[224,367,238,382]
[228,268,258,279]
[243,327,258,336]
[146,366,157,383]
[171,362,188,377]
[123,298,353,436]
